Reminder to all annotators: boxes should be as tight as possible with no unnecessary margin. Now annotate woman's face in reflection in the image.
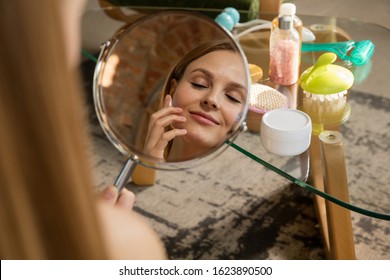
[170,50,247,149]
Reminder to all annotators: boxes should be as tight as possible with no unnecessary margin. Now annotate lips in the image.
[189,111,220,125]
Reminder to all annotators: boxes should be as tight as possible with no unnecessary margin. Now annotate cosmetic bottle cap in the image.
[279,3,296,16]
[300,53,354,94]
[278,15,293,30]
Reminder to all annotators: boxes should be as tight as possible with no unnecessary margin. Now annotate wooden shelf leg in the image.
[319,131,356,259]
[309,134,331,258]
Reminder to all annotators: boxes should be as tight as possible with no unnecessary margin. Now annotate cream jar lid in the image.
[261,109,312,156]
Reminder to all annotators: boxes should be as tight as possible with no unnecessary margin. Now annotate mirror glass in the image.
[94,10,250,171]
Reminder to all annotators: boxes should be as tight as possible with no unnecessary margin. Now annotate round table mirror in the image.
[93,10,250,190]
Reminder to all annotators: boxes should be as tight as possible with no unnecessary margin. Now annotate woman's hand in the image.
[97,186,167,259]
[99,185,135,210]
[144,95,187,160]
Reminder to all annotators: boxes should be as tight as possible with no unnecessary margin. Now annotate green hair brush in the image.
[302,40,375,66]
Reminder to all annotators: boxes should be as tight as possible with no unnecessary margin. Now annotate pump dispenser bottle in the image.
[269,15,300,85]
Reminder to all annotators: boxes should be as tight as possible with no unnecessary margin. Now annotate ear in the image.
[169,79,177,96]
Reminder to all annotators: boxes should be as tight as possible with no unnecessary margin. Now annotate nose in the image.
[201,91,220,109]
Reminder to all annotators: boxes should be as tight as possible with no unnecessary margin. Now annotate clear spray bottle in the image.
[269,15,300,85]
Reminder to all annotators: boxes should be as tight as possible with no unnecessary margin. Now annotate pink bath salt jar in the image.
[269,15,300,86]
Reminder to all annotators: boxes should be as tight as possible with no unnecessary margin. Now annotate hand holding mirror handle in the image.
[114,155,138,193]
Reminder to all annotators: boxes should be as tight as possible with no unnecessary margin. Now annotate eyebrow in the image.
[191,68,213,78]
[191,68,247,93]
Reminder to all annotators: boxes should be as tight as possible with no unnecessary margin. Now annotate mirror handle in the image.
[114,155,138,193]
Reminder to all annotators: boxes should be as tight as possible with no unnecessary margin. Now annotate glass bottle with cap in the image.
[269,15,300,85]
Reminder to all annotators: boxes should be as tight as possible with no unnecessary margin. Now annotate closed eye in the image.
[226,94,242,104]
[191,82,208,89]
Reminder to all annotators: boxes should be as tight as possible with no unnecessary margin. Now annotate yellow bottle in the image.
[132,163,156,186]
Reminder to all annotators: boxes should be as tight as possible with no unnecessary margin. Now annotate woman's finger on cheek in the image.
[116,188,136,210]
[146,115,186,147]
[99,185,118,206]
[151,107,183,122]
[155,129,187,150]
[155,115,186,129]
[148,107,182,131]
[163,94,171,107]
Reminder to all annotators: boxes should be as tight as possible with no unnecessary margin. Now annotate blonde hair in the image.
[0,0,107,259]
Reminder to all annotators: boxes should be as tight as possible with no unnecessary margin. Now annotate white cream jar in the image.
[261,109,312,156]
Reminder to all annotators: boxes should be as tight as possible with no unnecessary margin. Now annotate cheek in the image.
[222,105,242,127]
[171,84,196,108]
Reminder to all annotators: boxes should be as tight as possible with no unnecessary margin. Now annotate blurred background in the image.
[293,0,389,28]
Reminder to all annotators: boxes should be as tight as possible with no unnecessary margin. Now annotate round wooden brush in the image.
[249,83,288,114]
[247,83,288,132]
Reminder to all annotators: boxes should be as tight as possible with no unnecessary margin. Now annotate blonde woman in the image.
[0,0,165,259]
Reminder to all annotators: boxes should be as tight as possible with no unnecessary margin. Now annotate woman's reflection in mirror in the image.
[144,40,248,162]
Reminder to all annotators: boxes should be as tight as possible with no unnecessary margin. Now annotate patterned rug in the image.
[82,60,390,260]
